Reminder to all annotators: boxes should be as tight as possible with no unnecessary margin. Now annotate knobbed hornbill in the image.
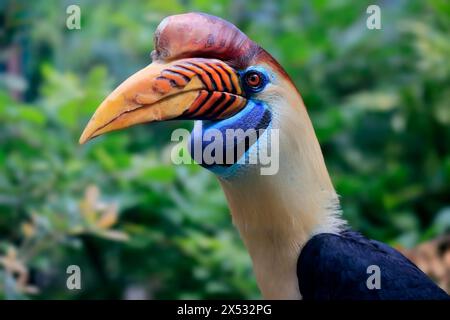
[79,13,449,300]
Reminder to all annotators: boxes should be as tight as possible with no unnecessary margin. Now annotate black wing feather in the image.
[297,231,449,300]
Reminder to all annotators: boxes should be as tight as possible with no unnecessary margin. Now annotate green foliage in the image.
[0,0,449,299]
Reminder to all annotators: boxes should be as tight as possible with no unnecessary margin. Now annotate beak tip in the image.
[79,131,91,145]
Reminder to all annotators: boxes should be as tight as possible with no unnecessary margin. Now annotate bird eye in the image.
[244,71,264,90]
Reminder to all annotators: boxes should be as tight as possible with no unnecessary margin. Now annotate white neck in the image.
[218,79,345,299]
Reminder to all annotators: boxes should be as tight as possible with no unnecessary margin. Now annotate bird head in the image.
[79,13,340,299]
[79,12,302,178]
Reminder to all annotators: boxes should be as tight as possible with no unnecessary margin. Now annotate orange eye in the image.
[245,71,262,88]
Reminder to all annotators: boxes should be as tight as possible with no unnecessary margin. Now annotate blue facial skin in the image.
[188,67,272,178]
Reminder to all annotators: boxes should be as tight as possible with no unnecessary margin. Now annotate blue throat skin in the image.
[188,99,272,178]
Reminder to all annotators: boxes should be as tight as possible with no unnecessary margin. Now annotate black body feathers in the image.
[297,231,449,300]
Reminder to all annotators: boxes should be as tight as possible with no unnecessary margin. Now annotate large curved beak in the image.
[79,58,246,144]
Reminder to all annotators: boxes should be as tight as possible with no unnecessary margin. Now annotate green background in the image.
[0,0,449,299]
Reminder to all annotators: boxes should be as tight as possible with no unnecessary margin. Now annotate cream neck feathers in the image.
[218,76,345,299]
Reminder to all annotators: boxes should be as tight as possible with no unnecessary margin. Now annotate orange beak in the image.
[79,58,246,144]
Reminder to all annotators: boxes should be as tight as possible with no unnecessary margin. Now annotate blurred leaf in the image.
[141,165,176,183]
